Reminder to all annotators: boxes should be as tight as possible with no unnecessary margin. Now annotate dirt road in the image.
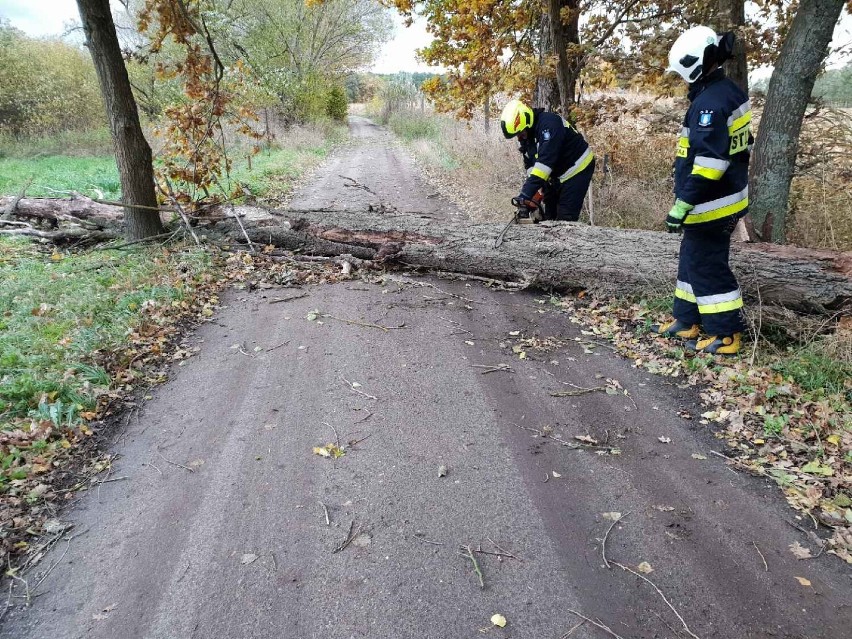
[4,118,850,639]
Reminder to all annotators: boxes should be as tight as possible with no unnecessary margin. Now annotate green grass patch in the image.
[0,155,120,200]
[387,111,441,142]
[0,238,212,424]
[772,344,852,397]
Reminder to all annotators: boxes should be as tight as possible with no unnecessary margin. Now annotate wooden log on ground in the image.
[0,195,125,225]
[221,207,852,317]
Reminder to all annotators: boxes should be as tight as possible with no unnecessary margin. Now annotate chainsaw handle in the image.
[511,196,540,211]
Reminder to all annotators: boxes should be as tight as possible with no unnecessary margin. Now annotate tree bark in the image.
[716,0,748,93]
[221,207,852,317]
[76,0,164,241]
[749,0,845,244]
[534,11,560,110]
[549,0,580,115]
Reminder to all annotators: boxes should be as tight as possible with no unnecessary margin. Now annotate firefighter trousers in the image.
[543,159,595,221]
[672,218,745,336]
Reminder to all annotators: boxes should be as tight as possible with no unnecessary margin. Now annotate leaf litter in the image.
[562,295,852,565]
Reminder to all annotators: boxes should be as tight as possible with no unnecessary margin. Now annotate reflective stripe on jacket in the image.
[674,69,752,227]
[519,110,592,199]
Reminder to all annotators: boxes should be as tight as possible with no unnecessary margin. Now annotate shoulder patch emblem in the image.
[542,129,551,141]
[698,110,713,127]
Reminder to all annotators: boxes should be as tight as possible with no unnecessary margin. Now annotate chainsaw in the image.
[494,190,544,248]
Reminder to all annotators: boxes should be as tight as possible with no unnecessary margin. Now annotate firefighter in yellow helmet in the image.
[652,27,751,356]
[499,99,594,221]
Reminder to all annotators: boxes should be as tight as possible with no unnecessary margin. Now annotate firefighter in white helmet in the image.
[652,26,752,356]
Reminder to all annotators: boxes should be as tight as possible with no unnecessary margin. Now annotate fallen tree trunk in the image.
[221,207,852,317]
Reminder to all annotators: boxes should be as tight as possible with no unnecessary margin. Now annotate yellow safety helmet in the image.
[500,99,534,139]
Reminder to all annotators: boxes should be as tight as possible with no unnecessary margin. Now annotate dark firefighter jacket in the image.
[674,68,753,228]
[519,109,592,200]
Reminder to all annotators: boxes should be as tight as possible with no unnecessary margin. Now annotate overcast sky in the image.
[2,0,850,74]
[0,0,438,73]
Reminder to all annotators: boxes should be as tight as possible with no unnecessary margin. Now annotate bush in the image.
[0,24,105,138]
[326,86,348,121]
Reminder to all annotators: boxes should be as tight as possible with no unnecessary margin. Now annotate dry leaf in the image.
[438,465,448,477]
[653,505,675,512]
[491,614,507,628]
[574,434,598,445]
[602,511,622,521]
[658,436,672,444]
[552,471,562,478]
[313,446,331,458]
[789,542,813,560]
[794,576,812,587]
[637,561,654,574]
[691,453,707,460]
[241,553,258,565]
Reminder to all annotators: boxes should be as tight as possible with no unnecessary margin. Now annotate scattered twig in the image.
[459,545,485,589]
[269,293,307,304]
[560,620,586,638]
[318,501,330,526]
[601,511,630,569]
[413,535,444,546]
[565,610,624,639]
[550,386,606,397]
[438,316,473,336]
[322,313,406,332]
[147,462,163,476]
[155,450,195,473]
[483,537,522,561]
[333,520,358,554]
[348,433,373,448]
[543,472,550,483]
[353,411,373,424]
[342,377,378,400]
[266,340,290,352]
[471,363,514,374]
[613,562,701,639]
[752,541,768,572]
[228,204,255,253]
[322,421,341,449]
[340,175,378,195]
[95,475,129,485]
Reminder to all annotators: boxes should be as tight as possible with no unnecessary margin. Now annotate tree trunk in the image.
[76,0,163,241]
[716,0,748,93]
[549,0,579,115]
[749,0,845,244]
[222,207,852,317]
[534,11,560,110]
[483,93,491,133]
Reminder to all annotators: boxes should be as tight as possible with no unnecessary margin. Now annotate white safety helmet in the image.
[667,26,720,83]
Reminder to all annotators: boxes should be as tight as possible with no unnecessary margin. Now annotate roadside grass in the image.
[0,237,222,563]
[0,156,121,200]
[0,239,211,421]
[0,120,349,205]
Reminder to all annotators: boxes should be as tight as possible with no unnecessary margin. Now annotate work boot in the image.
[651,319,700,339]
[687,333,742,356]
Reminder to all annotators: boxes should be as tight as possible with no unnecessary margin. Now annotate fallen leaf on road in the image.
[637,561,654,574]
[602,512,622,521]
[691,453,707,460]
[313,444,345,459]
[790,542,814,560]
[189,459,205,468]
[658,436,672,444]
[241,553,258,565]
[794,576,812,587]
[491,614,507,628]
[574,435,598,445]
[653,505,675,512]
[509,331,520,336]
[438,465,448,477]
[552,471,562,478]
[465,340,475,346]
